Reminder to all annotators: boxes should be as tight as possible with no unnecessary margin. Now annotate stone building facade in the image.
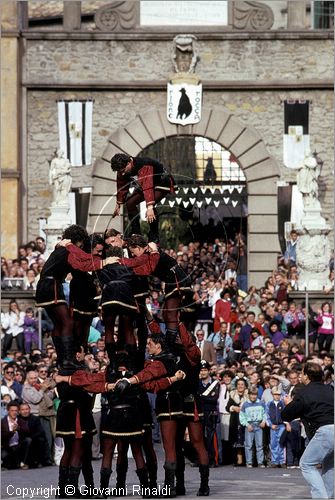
[1,0,333,287]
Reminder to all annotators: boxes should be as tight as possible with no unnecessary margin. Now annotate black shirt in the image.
[281,382,334,439]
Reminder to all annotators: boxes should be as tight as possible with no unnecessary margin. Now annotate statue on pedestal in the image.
[297,153,321,210]
[49,149,72,207]
[294,151,330,290]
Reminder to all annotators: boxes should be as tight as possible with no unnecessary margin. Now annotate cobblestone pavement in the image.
[2,444,310,500]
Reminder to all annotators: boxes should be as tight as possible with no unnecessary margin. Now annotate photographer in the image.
[208,322,233,365]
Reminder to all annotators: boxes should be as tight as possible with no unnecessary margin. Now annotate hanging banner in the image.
[283,100,310,169]
[58,100,93,166]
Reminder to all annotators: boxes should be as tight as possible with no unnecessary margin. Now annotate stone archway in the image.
[88,106,281,288]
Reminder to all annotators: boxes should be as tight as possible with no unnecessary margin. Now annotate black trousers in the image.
[2,437,32,469]
[2,332,25,356]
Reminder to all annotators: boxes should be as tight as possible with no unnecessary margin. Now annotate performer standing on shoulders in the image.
[70,233,104,350]
[35,225,110,368]
[111,154,175,243]
[121,235,192,350]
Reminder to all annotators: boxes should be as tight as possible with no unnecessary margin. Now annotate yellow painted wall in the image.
[1,38,18,169]
[1,178,18,258]
[1,1,19,257]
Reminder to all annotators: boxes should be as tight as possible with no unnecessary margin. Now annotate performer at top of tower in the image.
[110,154,175,243]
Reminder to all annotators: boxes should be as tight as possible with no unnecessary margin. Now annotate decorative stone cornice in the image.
[95,1,137,31]
[232,1,274,30]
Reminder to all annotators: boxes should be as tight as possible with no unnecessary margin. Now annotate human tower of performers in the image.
[35,154,210,498]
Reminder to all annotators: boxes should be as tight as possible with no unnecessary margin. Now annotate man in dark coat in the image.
[282,363,334,499]
[1,401,32,469]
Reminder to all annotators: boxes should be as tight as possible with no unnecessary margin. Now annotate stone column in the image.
[287,1,306,29]
[63,1,82,30]
[44,207,73,257]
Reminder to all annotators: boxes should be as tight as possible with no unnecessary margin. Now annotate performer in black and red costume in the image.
[95,245,139,368]
[115,333,185,498]
[69,233,104,350]
[111,154,175,243]
[120,235,192,349]
[35,224,110,367]
[58,349,185,498]
[104,228,160,369]
[54,348,104,498]
[174,322,210,496]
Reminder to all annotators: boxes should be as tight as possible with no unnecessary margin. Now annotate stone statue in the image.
[296,153,321,209]
[49,149,72,207]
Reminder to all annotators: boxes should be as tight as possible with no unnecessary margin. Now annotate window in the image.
[195,137,246,183]
[312,1,334,28]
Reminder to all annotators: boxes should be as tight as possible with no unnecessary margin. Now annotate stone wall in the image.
[27,88,334,240]
[25,38,333,83]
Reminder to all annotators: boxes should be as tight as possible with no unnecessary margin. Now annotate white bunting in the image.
[160,198,166,205]
[189,198,196,205]
[205,197,212,205]
[129,187,135,195]
[220,187,225,194]
[200,187,207,194]
[236,186,243,193]
[176,197,182,205]
[223,197,230,205]
[183,201,190,208]
[232,200,238,207]
[196,201,203,208]
[192,187,198,194]
[183,187,189,194]
[214,200,220,208]
[168,200,175,207]
[210,187,216,195]
[228,186,234,194]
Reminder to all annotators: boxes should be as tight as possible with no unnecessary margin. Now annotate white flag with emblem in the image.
[167,82,202,125]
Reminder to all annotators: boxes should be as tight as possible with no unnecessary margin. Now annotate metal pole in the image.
[305,289,309,358]
[38,307,42,351]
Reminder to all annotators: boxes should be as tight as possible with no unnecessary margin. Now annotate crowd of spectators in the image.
[1,232,334,471]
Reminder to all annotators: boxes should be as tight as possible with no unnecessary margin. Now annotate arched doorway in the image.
[88,106,281,288]
[136,136,247,248]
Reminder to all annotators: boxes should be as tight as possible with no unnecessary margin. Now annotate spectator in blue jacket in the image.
[266,387,288,468]
[239,387,266,468]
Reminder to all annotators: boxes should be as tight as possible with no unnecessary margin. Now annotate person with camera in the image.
[207,322,233,365]
[282,363,334,499]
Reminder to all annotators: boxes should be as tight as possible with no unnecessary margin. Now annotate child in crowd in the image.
[250,328,265,348]
[23,307,38,354]
[316,302,334,353]
[266,387,287,467]
[239,387,266,468]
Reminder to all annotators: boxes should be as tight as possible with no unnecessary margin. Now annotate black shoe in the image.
[197,465,210,497]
